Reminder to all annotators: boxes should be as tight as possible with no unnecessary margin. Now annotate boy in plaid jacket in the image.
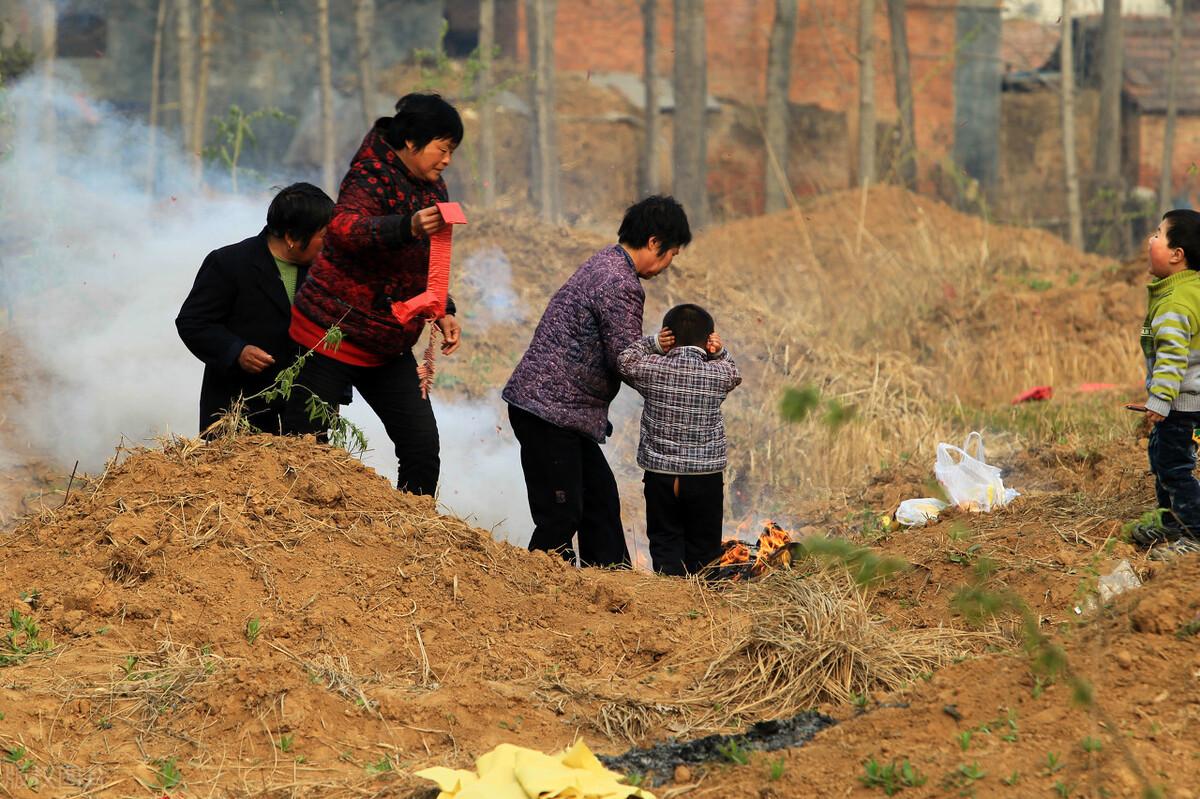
[617,304,742,575]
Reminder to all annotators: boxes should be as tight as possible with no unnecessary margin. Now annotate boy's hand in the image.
[1147,410,1166,424]
[658,328,675,352]
[706,332,723,355]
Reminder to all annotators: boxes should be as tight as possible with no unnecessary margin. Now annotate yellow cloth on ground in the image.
[415,740,655,799]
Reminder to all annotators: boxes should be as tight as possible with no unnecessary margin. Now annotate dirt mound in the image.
[0,434,973,797]
[693,553,1200,798]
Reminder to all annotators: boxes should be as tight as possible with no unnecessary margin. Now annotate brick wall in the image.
[1137,114,1200,203]
[520,0,979,171]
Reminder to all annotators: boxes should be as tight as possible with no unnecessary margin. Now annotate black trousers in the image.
[643,471,724,576]
[1149,410,1200,536]
[281,350,439,496]
[508,404,630,568]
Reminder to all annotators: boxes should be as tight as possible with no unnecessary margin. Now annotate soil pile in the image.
[0,433,972,797]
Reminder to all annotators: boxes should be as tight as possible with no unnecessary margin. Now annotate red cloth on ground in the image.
[1012,385,1053,404]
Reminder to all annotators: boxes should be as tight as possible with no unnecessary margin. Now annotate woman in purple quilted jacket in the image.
[502,196,691,567]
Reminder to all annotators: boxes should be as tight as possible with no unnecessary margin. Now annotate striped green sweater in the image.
[1143,269,1200,415]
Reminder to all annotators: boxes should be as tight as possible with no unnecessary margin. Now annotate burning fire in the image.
[714,520,795,580]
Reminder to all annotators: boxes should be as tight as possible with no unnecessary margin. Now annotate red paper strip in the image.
[1012,385,1053,404]
[392,202,467,324]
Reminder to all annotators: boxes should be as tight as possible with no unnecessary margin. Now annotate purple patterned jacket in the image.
[503,245,645,442]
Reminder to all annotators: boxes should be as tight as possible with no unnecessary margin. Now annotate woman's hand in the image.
[437,314,461,355]
[238,345,275,374]
[411,206,446,238]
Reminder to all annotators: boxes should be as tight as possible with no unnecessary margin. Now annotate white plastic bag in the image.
[895,498,949,527]
[934,432,1019,513]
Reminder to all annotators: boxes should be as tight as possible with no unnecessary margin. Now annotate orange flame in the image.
[713,520,796,578]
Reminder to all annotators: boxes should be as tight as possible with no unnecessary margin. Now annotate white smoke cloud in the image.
[0,73,534,542]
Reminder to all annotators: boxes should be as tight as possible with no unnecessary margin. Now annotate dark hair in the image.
[266,182,334,248]
[1164,209,1200,269]
[386,93,464,151]
[618,195,692,256]
[662,303,714,349]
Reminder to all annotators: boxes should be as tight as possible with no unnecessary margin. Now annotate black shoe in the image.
[1149,536,1200,561]
[1129,520,1186,547]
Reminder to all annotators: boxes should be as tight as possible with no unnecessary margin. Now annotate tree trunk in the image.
[39,0,56,170]
[1159,0,1184,215]
[354,0,376,128]
[1061,0,1084,249]
[528,0,560,222]
[176,0,195,154]
[672,0,708,227]
[764,0,797,212]
[192,0,213,180]
[639,0,660,197]
[857,0,876,187]
[886,0,916,189]
[1095,0,1122,185]
[478,0,496,207]
[147,0,168,192]
[318,0,337,196]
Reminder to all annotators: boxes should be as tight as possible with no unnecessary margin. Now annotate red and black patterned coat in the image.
[293,121,450,357]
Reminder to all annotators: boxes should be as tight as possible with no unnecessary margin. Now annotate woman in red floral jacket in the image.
[282,93,463,496]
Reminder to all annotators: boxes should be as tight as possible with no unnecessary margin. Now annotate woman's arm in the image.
[175,251,245,371]
[323,163,421,254]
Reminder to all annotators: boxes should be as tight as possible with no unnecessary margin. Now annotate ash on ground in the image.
[599,711,836,785]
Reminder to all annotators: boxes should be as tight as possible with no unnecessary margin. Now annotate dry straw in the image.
[685,569,982,722]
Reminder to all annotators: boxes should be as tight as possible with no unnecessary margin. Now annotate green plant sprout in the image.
[716,738,750,766]
[859,757,926,795]
[244,618,261,645]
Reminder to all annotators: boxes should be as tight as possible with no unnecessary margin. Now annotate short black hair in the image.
[386,93,464,151]
[662,303,714,349]
[1164,209,1200,269]
[266,182,334,248]
[618,195,692,256]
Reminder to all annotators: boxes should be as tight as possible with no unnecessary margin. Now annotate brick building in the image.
[506,0,995,185]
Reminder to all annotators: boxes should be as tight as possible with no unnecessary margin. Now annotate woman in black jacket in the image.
[176,183,334,435]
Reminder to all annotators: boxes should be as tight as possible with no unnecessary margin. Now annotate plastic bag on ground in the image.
[934,432,1019,513]
[895,497,949,527]
[1097,559,1141,604]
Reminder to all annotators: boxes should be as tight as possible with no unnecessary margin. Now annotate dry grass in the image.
[683,570,983,723]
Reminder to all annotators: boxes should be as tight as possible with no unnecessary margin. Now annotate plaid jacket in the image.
[617,336,742,474]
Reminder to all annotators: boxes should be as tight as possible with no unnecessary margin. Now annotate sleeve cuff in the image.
[445,295,457,316]
[1147,395,1172,416]
[651,334,665,355]
[224,339,246,371]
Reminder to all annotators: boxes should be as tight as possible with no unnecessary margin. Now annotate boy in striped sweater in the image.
[1132,209,1200,558]
[617,304,742,575]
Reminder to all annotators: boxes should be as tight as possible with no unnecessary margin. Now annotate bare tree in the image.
[764,0,797,212]
[1159,0,1184,214]
[1095,0,1122,186]
[176,0,195,154]
[672,0,708,227]
[147,0,169,191]
[528,0,561,222]
[354,0,376,128]
[478,0,496,207]
[858,0,876,187]
[318,0,336,196]
[39,0,56,168]
[1061,0,1083,248]
[639,0,660,196]
[192,0,213,179]
[886,0,916,189]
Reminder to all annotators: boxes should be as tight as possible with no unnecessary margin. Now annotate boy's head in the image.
[662,304,714,349]
[1151,209,1200,277]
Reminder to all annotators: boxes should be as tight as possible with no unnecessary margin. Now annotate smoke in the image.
[0,74,532,542]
